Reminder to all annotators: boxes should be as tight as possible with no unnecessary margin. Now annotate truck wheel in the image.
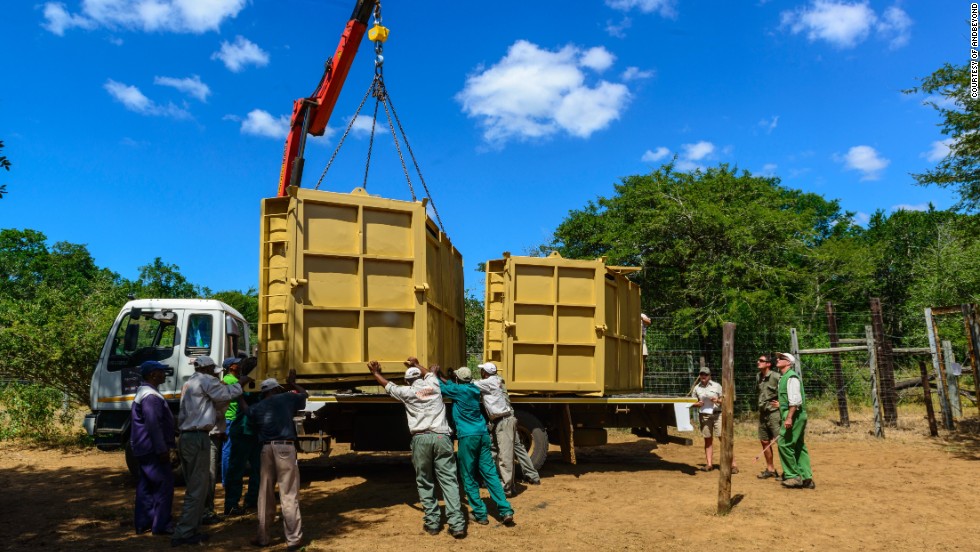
[514,409,548,470]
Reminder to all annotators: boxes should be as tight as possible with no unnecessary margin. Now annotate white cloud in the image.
[605,0,677,18]
[154,75,210,101]
[241,109,289,138]
[621,66,655,81]
[876,6,912,49]
[580,47,616,72]
[890,203,928,212]
[760,163,778,176]
[922,95,960,111]
[780,1,876,48]
[923,139,953,163]
[840,145,889,180]
[104,79,189,118]
[641,147,670,162]
[42,0,246,35]
[42,2,95,35]
[456,40,631,144]
[852,212,871,226]
[605,17,632,38]
[682,140,715,161]
[759,115,779,133]
[212,36,269,72]
[347,115,377,137]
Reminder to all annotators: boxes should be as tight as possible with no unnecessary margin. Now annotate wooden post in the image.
[790,328,802,379]
[865,325,885,438]
[870,298,898,426]
[941,340,962,418]
[717,322,735,515]
[826,302,850,427]
[963,304,980,414]
[924,308,954,430]
[919,360,939,437]
[559,404,577,465]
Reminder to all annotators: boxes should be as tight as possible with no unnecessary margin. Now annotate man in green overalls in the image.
[775,353,814,489]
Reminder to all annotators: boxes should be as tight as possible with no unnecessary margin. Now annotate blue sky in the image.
[0,1,965,296]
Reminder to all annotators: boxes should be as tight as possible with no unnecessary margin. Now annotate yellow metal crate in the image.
[484,252,642,396]
[257,186,464,389]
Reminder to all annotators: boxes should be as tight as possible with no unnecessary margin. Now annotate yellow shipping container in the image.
[484,252,644,396]
[257,186,464,389]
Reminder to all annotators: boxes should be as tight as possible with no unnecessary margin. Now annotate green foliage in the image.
[131,257,200,298]
[0,382,69,440]
[210,288,259,346]
[906,63,980,212]
[464,293,484,357]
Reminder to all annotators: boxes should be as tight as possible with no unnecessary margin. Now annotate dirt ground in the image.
[1,408,978,552]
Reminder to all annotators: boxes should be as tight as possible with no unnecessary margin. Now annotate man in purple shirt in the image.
[131,360,176,536]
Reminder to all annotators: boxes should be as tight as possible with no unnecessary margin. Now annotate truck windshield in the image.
[108,312,177,371]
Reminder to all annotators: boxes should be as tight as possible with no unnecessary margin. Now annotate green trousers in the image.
[410,433,465,532]
[777,415,812,480]
[457,434,513,519]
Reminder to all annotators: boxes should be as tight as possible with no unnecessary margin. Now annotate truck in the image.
[83,0,694,474]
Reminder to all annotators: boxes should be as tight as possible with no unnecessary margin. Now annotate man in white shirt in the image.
[171,356,250,547]
[368,358,466,539]
[691,366,738,473]
[474,362,541,497]
[775,353,814,490]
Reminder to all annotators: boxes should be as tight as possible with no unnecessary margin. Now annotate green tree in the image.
[210,288,259,346]
[464,293,484,359]
[906,63,980,212]
[132,257,199,298]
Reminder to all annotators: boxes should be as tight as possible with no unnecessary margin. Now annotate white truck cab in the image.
[83,299,250,455]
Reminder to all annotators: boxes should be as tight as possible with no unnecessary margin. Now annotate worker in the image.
[248,370,308,550]
[202,361,230,527]
[222,357,260,515]
[641,313,651,366]
[474,361,541,497]
[367,358,467,539]
[691,366,738,473]
[220,357,244,487]
[431,365,515,527]
[756,354,782,479]
[131,360,176,536]
[774,353,815,489]
[171,356,249,547]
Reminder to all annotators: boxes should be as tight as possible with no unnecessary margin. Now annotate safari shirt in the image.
[756,369,781,412]
[385,373,451,435]
[692,380,723,414]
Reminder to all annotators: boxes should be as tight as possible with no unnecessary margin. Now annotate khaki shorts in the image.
[699,413,722,438]
[758,409,781,441]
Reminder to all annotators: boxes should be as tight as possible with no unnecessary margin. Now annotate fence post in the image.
[826,301,850,427]
[941,340,962,419]
[870,298,898,426]
[717,322,735,515]
[924,308,954,430]
[864,325,885,438]
[919,360,939,437]
[963,304,980,414]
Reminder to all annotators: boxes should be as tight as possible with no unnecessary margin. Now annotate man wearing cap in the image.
[691,367,738,473]
[203,360,231,527]
[756,354,782,479]
[473,361,541,496]
[247,369,308,550]
[368,358,467,539]
[432,365,514,527]
[172,356,250,547]
[222,357,260,516]
[775,353,814,489]
[131,360,176,536]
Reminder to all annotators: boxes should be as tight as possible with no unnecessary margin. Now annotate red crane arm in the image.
[277,0,378,197]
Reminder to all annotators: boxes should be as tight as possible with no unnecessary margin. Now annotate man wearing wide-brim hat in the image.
[775,352,815,489]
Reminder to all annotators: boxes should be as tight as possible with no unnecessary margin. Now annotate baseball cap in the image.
[454,367,472,382]
[192,355,216,368]
[259,378,282,393]
[699,366,711,375]
[477,362,497,374]
[404,367,422,379]
[222,357,244,369]
[139,360,169,379]
[777,352,797,364]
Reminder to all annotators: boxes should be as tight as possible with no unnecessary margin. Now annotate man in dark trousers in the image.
[432,365,514,527]
[756,354,782,479]
[131,360,176,536]
[248,370,308,551]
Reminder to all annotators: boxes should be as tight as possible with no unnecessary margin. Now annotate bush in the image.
[0,381,78,441]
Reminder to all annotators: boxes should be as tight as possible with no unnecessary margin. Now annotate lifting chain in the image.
[313,2,445,233]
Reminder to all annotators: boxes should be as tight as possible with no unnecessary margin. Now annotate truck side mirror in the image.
[123,323,140,352]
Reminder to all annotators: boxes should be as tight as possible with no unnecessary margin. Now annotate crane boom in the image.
[277,0,378,197]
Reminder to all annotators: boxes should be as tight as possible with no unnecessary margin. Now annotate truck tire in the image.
[514,409,548,470]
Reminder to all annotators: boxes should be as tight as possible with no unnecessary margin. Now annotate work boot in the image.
[468,513,489,525]
[757,469,778,479]
[781,477,803,488]
[802,479,816,490]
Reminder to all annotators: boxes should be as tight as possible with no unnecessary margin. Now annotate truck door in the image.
[107,308,179,396]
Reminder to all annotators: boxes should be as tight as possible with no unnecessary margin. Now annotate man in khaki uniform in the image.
[755,354,782,479]
[691,367,738,473]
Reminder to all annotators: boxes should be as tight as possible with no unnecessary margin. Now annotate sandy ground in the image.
[1,408,978,552]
